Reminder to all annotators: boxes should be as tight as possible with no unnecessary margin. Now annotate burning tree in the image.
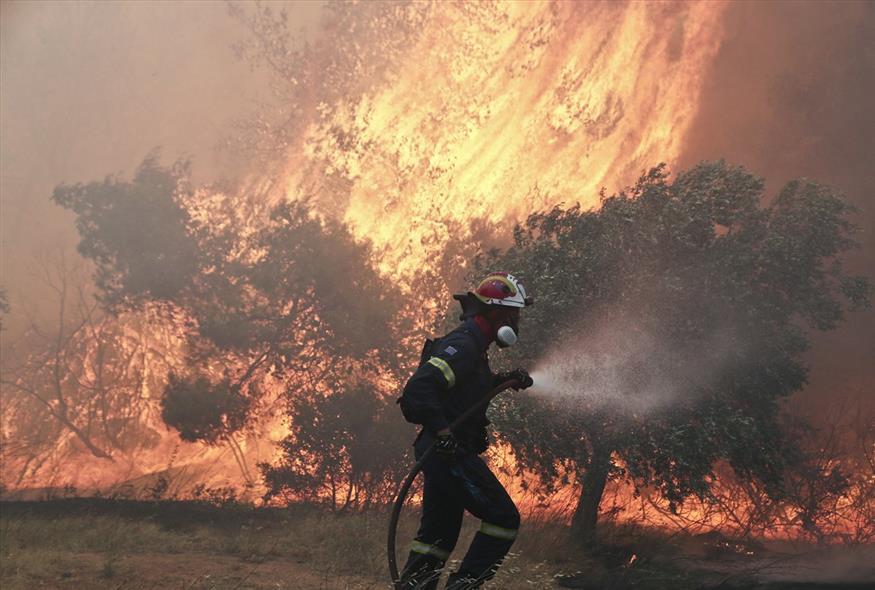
[484,162,870,542]
[0,257,172,487]
[260,368,411,511]
[51,155,405,495]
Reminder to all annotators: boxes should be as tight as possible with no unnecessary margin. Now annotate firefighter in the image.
[397,272,534,589]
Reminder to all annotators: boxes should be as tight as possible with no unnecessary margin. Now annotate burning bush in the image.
[260,377,410,511]
[160,375,250,444]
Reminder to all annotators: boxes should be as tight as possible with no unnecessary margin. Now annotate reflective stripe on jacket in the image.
[401,319,494,452]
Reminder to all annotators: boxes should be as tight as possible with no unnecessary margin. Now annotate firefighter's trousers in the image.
[399,434,520,589]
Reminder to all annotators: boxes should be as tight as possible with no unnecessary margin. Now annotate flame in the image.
[287,1,728,275]
[489,447,873,542]
[0,308,284,500]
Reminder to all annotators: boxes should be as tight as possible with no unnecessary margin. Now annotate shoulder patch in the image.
[443,345,458,356]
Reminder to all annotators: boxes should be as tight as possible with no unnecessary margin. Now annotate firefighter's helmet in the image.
[473,272,533,308]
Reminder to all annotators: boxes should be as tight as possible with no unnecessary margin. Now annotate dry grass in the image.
[0,499,584,589]
[7,499,866,589]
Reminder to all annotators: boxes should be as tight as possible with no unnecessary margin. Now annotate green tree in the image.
[482,162,869,543]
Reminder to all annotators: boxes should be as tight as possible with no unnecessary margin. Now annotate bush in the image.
[160,374,250,444]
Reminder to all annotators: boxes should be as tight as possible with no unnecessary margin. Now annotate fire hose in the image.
[387,379,520,588]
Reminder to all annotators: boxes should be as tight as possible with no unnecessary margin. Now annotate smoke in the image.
[0,0,324,493]
[678,0,875,419]
[529,308,737,416]
[0,1,319,336]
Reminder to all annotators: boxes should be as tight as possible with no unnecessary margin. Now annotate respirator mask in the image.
[495,313,520,348]
[496,325,518,348]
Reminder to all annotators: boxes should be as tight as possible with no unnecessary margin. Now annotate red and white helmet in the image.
[473,272,533,308]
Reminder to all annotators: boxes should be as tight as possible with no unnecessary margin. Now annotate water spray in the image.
[524,313,736,415]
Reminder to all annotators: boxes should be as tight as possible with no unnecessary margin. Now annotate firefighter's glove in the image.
[434,432,459,460]
[504,368,534,390]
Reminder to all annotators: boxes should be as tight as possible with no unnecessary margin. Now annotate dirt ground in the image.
[2,550,382,590]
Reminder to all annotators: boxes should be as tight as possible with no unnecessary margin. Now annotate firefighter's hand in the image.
[434,431,459,460]
[505,368,533,390]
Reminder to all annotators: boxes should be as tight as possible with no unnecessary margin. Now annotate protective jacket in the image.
[400,318,498,453]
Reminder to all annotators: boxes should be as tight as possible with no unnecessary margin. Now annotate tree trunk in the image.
[571,445,612,546]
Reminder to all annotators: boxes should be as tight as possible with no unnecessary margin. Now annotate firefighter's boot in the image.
[444,572,481,590]
[398,548,446,590]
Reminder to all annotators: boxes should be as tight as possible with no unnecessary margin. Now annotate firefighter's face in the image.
[505,308,520,332]
[489,307,520,332]
[491,307,521,348]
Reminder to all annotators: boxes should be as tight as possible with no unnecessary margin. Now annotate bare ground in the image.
[2,550,381,590]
